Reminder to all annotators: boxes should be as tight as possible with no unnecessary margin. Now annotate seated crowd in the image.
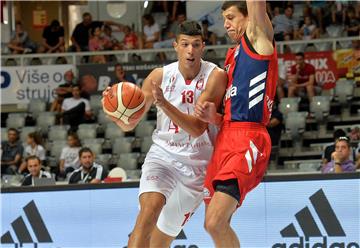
[5,1,359,59]
[1,1,359,186]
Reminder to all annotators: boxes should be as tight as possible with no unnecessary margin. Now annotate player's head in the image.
[174,21,205,71]
[222,1,248,43]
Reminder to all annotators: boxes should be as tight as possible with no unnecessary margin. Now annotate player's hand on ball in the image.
[152,81,166,107]
[194,101,217,124]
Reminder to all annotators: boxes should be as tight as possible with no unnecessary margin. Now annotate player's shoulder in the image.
[209,65,227,80]
[148,67,163,80]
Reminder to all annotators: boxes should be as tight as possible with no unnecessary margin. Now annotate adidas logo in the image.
[273,189,359,248]
[1,200,53,247]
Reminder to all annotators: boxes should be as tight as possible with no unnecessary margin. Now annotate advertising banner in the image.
[278,51,338,90]
[1,65,74,104]
[1,178,359,248]
[333,49,359,77]
[77,62,167,93]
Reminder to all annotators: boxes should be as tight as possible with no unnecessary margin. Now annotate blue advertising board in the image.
[1,177,359,248]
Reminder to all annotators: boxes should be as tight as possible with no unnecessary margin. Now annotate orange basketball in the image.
[102,82,145,124]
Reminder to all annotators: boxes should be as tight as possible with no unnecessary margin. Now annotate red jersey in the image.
[223,34,278,126]
[290,63,315,84]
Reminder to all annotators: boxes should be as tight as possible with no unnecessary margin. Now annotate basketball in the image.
[102,82,145,124]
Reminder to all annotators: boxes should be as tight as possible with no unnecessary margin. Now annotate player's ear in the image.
[173,40,178,52]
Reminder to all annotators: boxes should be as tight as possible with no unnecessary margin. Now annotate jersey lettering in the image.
[181,90,194,104]
[168,120,179,133]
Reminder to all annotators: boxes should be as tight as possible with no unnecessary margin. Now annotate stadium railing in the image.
[1,36,358,66]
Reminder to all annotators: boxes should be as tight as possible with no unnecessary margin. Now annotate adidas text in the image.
[272,237,359,248]
[225,85,237,100]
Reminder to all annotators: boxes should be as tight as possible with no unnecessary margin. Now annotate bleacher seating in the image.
[1,30,359,181]
[117,152,140,170]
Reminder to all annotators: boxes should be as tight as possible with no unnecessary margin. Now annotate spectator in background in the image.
[1,128,23,175]
[69,12,123,52]
[88,26,107,64]
[345,6,360,37]
[103,25,122,50]
[202,19,217,46]
[40,20,65,53]
[140,14,161,49]
[153,13,186,49]
[68,147,108,184]
[58,133,81,179]
[322,136,356,173]
[61,85,93,130]
[356,144,360,170]
[109,64,136,86]
[298,16,319,40]
[272,5,298,41]
[122,25,139,50]
[153,12,186,61]
[18,132,46,174]
[51,70,77,114]
[276,59,288,100]
[309,0,329,34]
[288,52,316,102]
[349,127,360,141]
[322,129,348,165]
[7,22,37,54]
[21,156,52,186]
[170,1,187,22]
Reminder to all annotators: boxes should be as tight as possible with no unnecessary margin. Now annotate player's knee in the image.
[204,211,226,235]
[138,204,162,223]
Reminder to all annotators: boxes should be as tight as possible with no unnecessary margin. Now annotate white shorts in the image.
[139,145,206,237]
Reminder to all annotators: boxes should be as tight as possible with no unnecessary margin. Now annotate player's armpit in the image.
[246,0,274,44]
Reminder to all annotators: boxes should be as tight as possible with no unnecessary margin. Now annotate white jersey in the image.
[151,60,218,166]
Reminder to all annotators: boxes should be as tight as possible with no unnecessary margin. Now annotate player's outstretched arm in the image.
[102,68,162,132]
[246,0,274,55]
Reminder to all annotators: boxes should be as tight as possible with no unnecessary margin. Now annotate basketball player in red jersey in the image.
[195,1,277,247]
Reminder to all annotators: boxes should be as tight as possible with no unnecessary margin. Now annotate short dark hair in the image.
[50,20,60,28]
[79,147,93,157]
[222,1,248,17]
[26,155,41,164]
[114,63,123,69]
[295,52,305,58]
[83,12,91,19]
[176,20,203,39]
[28,132,43,145]
[143,14,155,26]
[8,128,19,135]
[333,129,346,140]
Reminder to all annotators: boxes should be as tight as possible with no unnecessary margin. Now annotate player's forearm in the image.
[160,101,207,137]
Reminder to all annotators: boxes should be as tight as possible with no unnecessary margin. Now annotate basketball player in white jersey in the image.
[102,21,227,247]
